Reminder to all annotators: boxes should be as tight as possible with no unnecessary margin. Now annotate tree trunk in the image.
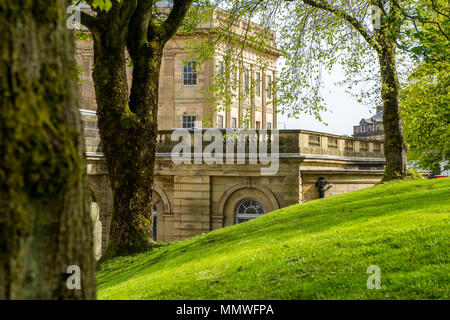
[378,44,408,180]
[91,27,163,261]
[81,0,193,260]
[0,1,96,299]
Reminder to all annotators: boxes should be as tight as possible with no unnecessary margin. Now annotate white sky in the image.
[277,64,377,136]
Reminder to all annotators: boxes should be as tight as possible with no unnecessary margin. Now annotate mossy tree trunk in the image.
[0,1,96,299]
[378,44,408,179]
[374,3,408,180]
[81,0,193,260]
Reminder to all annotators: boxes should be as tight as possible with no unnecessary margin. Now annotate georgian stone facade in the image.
[76,18,281,130]
[82,111,386,249]
[77,20,386,254]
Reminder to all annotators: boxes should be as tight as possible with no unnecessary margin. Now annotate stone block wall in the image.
[81,113,387,247]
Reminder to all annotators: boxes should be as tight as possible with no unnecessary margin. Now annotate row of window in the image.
[183,115,271,130]
[360,125,382,133]
[184,61,273,99]
[241,70,271,98]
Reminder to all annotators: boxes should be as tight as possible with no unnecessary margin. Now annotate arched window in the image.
[235,199,265,224]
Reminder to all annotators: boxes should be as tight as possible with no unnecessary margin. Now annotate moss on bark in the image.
[82,0,193,261]
[0,0,96,299]
[378,44,409,181]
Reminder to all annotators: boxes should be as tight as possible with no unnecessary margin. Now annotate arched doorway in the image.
[235,198,265,224]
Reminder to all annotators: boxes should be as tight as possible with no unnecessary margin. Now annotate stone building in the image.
[76,11,281,131]
[352,106,385,140]
[77,16,387,254]
[82,109,386,249]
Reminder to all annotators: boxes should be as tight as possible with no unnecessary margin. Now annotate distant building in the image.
[353,106,384,140]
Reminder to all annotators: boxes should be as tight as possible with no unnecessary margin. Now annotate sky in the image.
[277,64,378,136]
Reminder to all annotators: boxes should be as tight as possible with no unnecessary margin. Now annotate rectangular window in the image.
[266,75,272,99]
[256,121,261,130]
[373,143,381,152]
[266,122,272,130]
[182,115,196,128]
[255,72,261,97]
[183,61,197,86]
[217,115,224,128]
[217,61,224,76]
[217,61,224,87]
[244,70,250,93]
[231,69,237,91]
[231,117,237,128]
[360,141,368,151]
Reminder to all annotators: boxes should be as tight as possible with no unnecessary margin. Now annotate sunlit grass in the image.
[97,178,450,300]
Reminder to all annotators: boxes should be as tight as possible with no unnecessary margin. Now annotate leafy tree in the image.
[396,0,449,61]
[0,0,96,299]
[201,0,446,180]
[401,60,449,175]
[80,0,193,259]
[397,1,449,174]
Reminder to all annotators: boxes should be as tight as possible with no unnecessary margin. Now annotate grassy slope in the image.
[97,179,450,300]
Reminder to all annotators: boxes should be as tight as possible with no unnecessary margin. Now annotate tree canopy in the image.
[192,0,429,178]
[401,59,450,174]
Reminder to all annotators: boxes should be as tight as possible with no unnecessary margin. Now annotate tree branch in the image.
[301,0,382,53]
[119,0,138,27]
[80,11,101,37]
[160,0,194,42]
[127,0,153,59]
[392,0,449,40]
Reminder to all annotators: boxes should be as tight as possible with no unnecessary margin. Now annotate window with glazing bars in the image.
[182,115,196,128]
[183,61,197,85]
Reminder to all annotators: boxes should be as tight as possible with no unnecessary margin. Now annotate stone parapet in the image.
[81,111,387,247]
[81,111,384,160]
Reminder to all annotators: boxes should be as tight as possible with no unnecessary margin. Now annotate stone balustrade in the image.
[156,129,384,159]
[82,110,387,246]
[297,130,384,159]
[81,111,385,159]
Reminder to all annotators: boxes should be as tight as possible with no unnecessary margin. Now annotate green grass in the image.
[97,178,450,299]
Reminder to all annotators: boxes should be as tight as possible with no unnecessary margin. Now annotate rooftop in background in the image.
[353,106,384,141]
